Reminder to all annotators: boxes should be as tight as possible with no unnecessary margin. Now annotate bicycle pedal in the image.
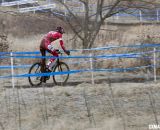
[46,68,52,72]
[40,77,46,83]
[45,76,50,80]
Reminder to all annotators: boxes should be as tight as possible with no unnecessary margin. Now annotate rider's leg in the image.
[46,49,58,71]
[40,48,46,72]
[40,40,47,82]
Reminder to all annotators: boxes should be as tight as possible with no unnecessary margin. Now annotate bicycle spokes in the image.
[53,62,69,85]
[28,61,70,86]
[28,63,42,86]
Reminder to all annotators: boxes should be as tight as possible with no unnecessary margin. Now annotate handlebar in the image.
[55,49,63,55]
[55,49,70,55]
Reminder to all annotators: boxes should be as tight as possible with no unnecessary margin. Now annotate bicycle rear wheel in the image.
[52,62,70,86]
[28,62,42,86]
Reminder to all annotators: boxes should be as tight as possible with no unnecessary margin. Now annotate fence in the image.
[1,43,160,88]
[0,0,38,7]
[1,43,160,130]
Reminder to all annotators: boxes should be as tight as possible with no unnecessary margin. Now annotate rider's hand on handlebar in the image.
[65,50,70,55]
[55,49,60,53]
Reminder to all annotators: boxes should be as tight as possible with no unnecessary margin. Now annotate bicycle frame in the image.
[28,50,69,86]
[48,50,62,71]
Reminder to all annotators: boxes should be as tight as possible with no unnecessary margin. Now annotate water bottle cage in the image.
[48,45,54,51]
[49,60,57,70]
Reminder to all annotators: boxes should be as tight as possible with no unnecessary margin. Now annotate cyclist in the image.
[40,26,70,82]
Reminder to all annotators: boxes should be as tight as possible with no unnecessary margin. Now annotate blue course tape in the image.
[0,55,59,59]
[1,43,160,55]
[0,50,150,59]
[0,52,10,56]
[0,65,31,69]
[0,51,40,55]
[0,69,85,79]
[72,43,160,51]
[0,49,157,70]
[0,55,153,70]
[93,65,153,73]
[13,51,40,55]
[0,65,153,79]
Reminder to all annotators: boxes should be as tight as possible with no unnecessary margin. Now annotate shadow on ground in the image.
[4,76,156,89]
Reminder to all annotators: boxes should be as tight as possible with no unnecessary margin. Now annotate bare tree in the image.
[53,0,159,49]
[0,34,9,52]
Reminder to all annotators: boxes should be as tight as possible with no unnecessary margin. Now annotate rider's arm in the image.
[59,38,67,52]
[60,38,70,55]
[57,33,70,55]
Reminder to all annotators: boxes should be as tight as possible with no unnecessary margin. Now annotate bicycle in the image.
[28,50,70,86]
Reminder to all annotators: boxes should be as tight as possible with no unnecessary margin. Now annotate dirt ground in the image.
[0,81,160,130]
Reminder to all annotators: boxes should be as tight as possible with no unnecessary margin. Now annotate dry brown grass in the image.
[0,82,160,130]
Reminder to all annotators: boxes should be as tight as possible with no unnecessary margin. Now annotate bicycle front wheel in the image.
[52,62,70,86]
[28,62,42,86]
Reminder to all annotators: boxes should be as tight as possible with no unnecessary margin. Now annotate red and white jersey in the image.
[42,31,66,51]
[45,31,62,42]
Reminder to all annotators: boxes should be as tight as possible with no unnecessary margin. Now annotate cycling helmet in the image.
[56,26,65,34]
